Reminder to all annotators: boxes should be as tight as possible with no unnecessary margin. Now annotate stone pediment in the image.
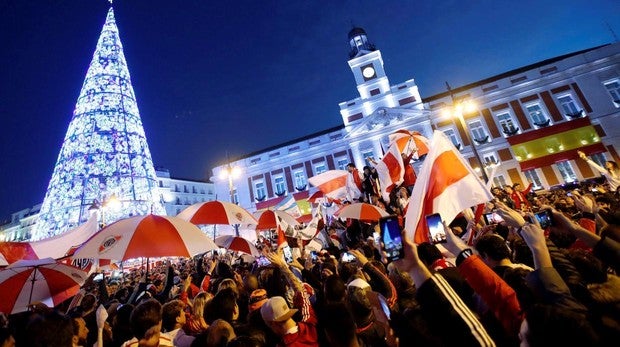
[344,107,430,138]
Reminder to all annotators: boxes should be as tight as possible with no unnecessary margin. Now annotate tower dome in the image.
[348,27,376,58]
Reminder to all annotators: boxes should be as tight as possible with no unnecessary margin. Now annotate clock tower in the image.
[347,27,390,101]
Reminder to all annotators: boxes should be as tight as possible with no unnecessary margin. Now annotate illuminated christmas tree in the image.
[33,7,165,240]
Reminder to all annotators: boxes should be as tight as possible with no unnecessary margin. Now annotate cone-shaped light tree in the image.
[33,7,165,240]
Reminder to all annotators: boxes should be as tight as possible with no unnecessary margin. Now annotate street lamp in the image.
[88,194,121,229]
[443,82,489,183]
[219,163,242,236]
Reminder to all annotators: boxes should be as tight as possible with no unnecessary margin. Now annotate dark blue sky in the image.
[1,0,618,219]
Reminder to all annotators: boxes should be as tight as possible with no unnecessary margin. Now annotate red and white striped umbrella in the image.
[256,210,300,230]
[177,201,257,226]
[334,203,390,221]
[389,130,430,157]
[0,258,88,314]
[72,214,218,261]
[215,236,260,257]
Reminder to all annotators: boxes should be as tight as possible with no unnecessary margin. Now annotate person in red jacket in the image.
[508,182,532,211]
[401,152,417,192]
[262,251,318,347]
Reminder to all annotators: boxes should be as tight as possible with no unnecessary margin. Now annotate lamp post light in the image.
[88,194,121,229]
[444,82,489,183]
[219,163,242,236]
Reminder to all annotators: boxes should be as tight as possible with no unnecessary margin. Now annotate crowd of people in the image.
[1,156,620,346]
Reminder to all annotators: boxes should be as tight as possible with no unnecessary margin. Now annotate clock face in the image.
[362,66,376,79]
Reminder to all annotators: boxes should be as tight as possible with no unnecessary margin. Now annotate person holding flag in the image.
[404,130,493,244]
[346,163,364,202]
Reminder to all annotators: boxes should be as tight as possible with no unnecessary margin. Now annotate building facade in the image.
[212,28,620,214]
[0,169,215,242]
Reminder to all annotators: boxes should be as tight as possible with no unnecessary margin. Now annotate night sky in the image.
[1,0,618,220]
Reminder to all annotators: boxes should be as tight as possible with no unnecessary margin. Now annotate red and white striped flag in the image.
[374,142,405,201]
[404,130,493,244]
[309,170,361,201]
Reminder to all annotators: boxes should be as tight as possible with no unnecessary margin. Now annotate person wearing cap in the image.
[248,289,269,313]
[262,250,318,346]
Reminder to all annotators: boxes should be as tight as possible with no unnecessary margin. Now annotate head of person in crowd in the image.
[346,163,357,173]
[162,300,186,333]
[69,313,89,347]
[226,335,265,347]
[259,296,298,337]
[191,319,236,347]
[519,304,598,347]
[112,304,134,346]
[79,293,97,315]
[491,186,504,197]
[248,289,269,314]
[417,242,450,271]
[153,278,164,293]
[217,278,238,296]
[0,327,15,347]
[205,288,239,325]
[319,302,359,347]
[130,299,164,345]
[509,237,535,269]
[605,160,619,173]
[474,234,512,268]
[323,275,347,304]
[23,311,74,347]
[191,291,212,322]
[243,274,259,293]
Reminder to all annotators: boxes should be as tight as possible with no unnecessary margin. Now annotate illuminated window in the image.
[444,128,461,147]
[604,80,620,106]
[525,104,549,126]
[497,112,518,134]
[524,169,543,189]
[556,161,578,183]
[591,153,607,168]
[362,151,375,164]
[468,120,488,143]
[557,95,580,116]
[314,163,326,175]
[493,175,507,188]
[294,171,306,187]
[336,158,349,170]
[255,181,266,199]
[274,176,286,194]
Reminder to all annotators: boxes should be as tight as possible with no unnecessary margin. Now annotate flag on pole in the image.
[275,215,295,248]
[404,130,493,244]
[374,142,405,201]
[309,170,361,201]
[274,194,301,217]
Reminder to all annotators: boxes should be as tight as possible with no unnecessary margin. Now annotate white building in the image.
[0,169,215,242]
[212,28,620,214]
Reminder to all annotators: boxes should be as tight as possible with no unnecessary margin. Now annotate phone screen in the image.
[379,215,404,261]
[341,252,356,263]
[310,251,318,263]
[257,256,271,267]
[426,213,447,244]
[283,246,294,263]
[535,210,553,228]
[483,211,505,225]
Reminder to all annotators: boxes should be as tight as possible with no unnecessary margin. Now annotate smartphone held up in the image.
[379,215,404,261]
[534,210,554,229]
[425,213,447,244]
